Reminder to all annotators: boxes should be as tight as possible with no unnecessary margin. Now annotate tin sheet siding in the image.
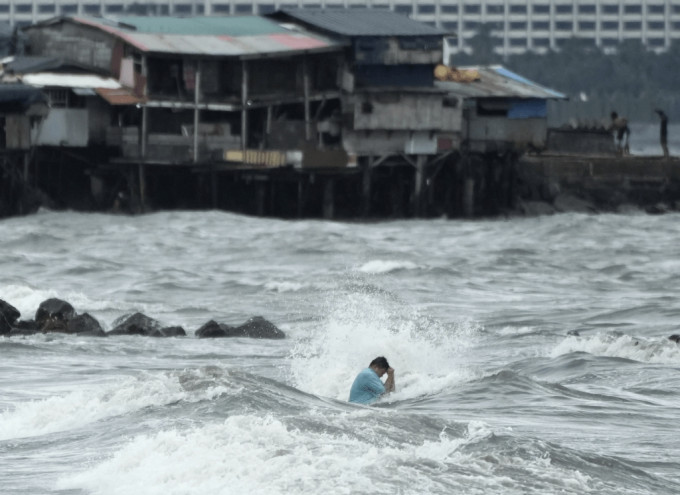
[349,93,462,132]
[25,23,115,72]
[354,65,434,88]
[508,99,547,119]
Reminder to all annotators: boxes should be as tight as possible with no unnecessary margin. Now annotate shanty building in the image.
[434,64,567,153]
[17,12,568,218]
[271,8,460,217]
[0,83,49,216]
[21,15,350,214]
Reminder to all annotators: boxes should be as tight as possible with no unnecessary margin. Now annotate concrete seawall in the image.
[515,154,680,215]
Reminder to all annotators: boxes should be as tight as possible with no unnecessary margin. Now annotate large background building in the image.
[1,0,679,56]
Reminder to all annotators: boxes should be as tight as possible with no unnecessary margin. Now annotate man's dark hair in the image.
[370,356,390,370]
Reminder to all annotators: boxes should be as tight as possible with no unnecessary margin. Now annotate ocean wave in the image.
[551,332,680,364]
[54,412,668,495]
[0,370,239,441]
[357,259,420,274]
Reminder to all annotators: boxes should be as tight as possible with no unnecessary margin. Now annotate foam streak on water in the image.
[1,210,680,494]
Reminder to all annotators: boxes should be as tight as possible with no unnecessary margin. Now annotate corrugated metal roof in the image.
[20,73,122,89]
[1,56,98,75]
[275,8,449,37]
[73,16,343,57]
[96,87,146,105]
[116,32,339,57]
[435,66,567,100]
[110,16,290,36]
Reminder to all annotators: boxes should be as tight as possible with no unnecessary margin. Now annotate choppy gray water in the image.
[2,210,680,495]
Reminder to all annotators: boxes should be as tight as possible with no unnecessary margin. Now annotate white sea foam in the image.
[2,283,125,322]
[357,259,419,274]
[551,332,680,364]
[288,287,482,402]
[0,371,234,441]
[263,280,308,293]
[56,415,595,495]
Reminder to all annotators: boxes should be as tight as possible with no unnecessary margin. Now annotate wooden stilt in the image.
[413,154,427,217]
[138,162,146,213]
[193,61,201,164]
[256,181,266,216]
[241,61,249,151]
[297,178,304,218]
[211,167,218,208]
[303,56,311,141]
[362,157,372,218]
[323,179,334,219]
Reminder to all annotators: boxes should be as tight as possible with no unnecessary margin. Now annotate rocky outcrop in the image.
[669,334,680,344]
[0,299,21,335]
[195,316,285,339]
[108,312,161,336]
[195,320,230,338]
[232,316,286,339]
[149,326,186,338]
[67,313,106,337]
[35,298,76,332]
[2,298,283,340]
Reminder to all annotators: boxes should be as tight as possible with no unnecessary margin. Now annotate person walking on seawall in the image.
[655,109,669,159]
[348,356,396,405]
[610,111,630,156]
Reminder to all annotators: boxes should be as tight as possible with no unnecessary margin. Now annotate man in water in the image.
[348,356,395,405]
[655,109,669,159]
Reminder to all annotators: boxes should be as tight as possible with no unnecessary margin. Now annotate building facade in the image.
[2,1,680,56]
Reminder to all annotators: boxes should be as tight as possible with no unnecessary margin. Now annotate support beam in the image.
[241,60,249,151]
[413,154,427,217]
[138,163,146,213]
[303,56,311,141]
[211,167,218,209]
[141,106,148,159]
[297,179,304,218]
[193,61,201,163]
[362,157,372,218]
[323,179,335,219]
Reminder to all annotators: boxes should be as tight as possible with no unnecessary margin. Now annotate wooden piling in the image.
[323,178,335,219]
[362,158,372,217]
[413,154,427,217]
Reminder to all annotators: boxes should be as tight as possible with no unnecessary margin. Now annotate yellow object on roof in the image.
[434,64,480,83]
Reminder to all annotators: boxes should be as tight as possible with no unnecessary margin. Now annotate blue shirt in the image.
[348,368,385,405]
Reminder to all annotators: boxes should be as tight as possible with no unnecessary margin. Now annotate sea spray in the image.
[288,273,483,402]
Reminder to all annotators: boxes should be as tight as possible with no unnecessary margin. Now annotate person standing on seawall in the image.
[610,111,630,156]
[348,356,396,405]
[655,109,669,159]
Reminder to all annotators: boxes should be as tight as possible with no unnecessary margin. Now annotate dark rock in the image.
[669,334,680,343]
[195,320,232,338]
[553,193,596,214]
[42,318,68,333]
[195,317,284,339]
[231,316,285,339]
[646,203,670,215]
[9,319,40,335]
[0,299,21,334]
[108,312,161,336]
[567,330,580,337]
[149,326,186,338]
[67,313,106,337]
[35,298,76,329]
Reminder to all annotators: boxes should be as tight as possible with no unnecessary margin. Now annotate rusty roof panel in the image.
[71,16,344,57]
[96,87,146,105]
[121,32,341,57]
[435,65,567,100]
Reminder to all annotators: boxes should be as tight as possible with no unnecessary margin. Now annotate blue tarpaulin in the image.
[508,98,547,119]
